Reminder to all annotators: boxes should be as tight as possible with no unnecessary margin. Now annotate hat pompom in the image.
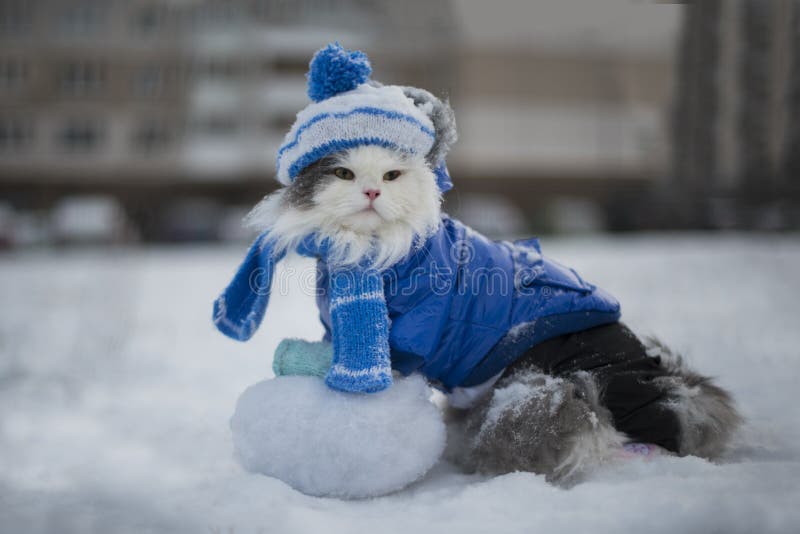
[307,42,372,102]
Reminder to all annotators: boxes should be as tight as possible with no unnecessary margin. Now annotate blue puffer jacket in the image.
[313,216,620,389]
[214,214,620,392]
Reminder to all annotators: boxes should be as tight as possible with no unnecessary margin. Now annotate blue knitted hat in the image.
[276,43,439,186]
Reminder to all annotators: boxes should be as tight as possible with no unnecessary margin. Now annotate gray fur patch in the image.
[400,86,458,166]
[454,368,618,484]
[283,155,339,209]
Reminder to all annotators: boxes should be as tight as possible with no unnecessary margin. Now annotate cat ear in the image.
[400,86,458,167]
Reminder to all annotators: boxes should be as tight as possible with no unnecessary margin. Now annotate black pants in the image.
[502,321,683,453]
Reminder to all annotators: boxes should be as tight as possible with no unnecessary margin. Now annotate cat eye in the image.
[383,170,402,181]
[333,167,354,180]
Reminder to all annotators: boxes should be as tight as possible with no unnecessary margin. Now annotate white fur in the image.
[246,145,442,270]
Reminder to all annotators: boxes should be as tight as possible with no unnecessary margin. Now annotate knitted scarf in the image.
[213,232,392,394]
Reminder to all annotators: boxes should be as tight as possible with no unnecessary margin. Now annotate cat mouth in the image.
[351,205,386,223]
[358,204,383,216]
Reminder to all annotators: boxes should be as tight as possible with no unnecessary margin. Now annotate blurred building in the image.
[445,0,679,233]
[10,1,789,242]
[672,0,800,230]
[0,0,457,242]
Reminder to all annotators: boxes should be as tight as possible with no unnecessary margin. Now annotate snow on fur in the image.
[230,374,446,498]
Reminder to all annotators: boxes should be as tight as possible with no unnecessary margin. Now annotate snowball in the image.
[229,374,446,499]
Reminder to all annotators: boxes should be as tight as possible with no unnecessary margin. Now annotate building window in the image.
[0,117,33,151]
[132,120,170,153]
[194,60,240,82]
[254,0,355,24]
[263,114,295,134]
[193,116,239,137]
[253,0,319,24]
[132,5,167,36]
[259,57,308,78]
[0,1,33,36]
[133,65,167,98]
[0,58,29,90]
[58,120,102,152]
[58,2,105,36]
[189,2,244,30]
[270,57,309,77]
[59,61,106,96]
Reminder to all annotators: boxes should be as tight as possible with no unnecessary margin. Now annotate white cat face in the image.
[246,85,456,268]
[312,145,441,235]
[246,145,442,268]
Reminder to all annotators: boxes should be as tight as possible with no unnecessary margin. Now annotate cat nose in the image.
[363,189,381,201]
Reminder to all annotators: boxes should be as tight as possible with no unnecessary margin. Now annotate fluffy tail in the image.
[644,337,745,459]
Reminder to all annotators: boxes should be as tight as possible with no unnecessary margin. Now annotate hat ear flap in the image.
[212,232,285,341]
[400,86,458,167]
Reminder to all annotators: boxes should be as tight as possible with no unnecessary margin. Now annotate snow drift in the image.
[3,238,800,533]
[229,373,446,498]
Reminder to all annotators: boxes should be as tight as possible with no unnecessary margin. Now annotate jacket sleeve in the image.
[323,266,393,393]
[212,232,286,341]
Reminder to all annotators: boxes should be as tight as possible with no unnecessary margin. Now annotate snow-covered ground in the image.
[1,234,799,533]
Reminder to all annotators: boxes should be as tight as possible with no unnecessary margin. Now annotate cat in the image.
[240,87,743,485]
